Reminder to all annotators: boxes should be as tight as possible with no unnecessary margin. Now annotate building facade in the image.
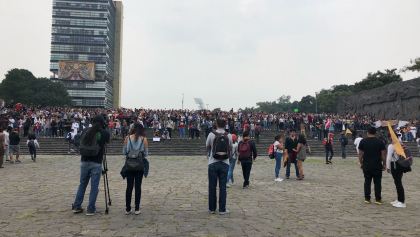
[50,0,123,108]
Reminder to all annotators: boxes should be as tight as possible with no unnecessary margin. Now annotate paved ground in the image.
[1,155,420,237]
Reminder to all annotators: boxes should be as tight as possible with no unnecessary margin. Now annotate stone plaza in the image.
[1,155,419,237]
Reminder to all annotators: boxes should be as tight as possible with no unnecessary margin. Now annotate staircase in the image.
[19,129,419,158]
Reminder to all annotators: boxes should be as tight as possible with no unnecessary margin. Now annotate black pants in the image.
[166,128,172,138]
[391,162,405,203]
[325,146,333,162]
[363,170,382,201]
[126,171,144,211]
[51,127,58,137]
[29,147,36,161]
[240,161,253,187]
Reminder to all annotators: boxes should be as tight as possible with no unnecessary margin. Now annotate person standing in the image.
[339,132,348,159]
[123,123,149,215]
[273,135,284,182]
[295,134,307,180]
[0,127,5,168]
[72,115,110,216]
[358,127,386,205]
[9,128,21,163]
[237,131,257,188]
[386,141,410,208]
[227,134,238,188]
[206,119,232,215]
[3,127,9,162]
[285,129,299,179]
[323,133,334,164]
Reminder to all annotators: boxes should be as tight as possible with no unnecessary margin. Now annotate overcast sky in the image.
[0,0,419,110]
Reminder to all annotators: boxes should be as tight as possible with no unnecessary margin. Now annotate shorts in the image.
[9,145,20,155]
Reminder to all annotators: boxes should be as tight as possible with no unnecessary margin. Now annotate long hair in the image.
[133,123,145,141]
[83,115,105,145]
[83,123,102,145]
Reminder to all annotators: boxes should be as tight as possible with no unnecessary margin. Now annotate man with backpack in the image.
[206,119,232,215]
[339,132,348,159]
[238,130,257,189]
[72,115,110,216]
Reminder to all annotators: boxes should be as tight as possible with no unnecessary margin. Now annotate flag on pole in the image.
[387,121,406,158]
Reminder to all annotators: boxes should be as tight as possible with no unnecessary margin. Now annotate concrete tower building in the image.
[50,0,123,108]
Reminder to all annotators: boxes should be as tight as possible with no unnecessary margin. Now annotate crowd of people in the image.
[1,104,419,215]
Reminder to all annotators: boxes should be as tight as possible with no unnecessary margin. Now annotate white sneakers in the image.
[392,201,406,208]
[274,178,284,182]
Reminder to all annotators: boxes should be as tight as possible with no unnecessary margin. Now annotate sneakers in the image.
[392,201,406,208]
[209,210,216,214]
[125,210,132,215]
[374,200,383,205]
[219,210,230,215]
[226,182,232,188]
[364,199,371,204]
[274,178,284,182]
[390,200,399,205]
[134,210,141,215]
[72,206,84,214]
[243,185,249,189]
[86,210,96,216]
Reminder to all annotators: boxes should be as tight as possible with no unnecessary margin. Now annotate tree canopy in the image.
[0,69,71,106]
[255,67,405,113]
[403,58,420,72]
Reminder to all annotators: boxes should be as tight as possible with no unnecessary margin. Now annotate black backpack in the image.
[28,140,36,150]
[212,132,230,160]
[79,131,101,157]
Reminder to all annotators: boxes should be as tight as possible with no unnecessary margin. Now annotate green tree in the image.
[0,68,71,106]
[298,95,316,113]
[353,69,402,92]
[403,57,420,72]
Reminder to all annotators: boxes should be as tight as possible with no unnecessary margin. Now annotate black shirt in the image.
[285,137,298,152]
[9,132,20,145]
[81,129,110,164]
[358,137,386,171]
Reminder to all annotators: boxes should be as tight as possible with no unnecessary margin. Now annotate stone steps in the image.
[18,135,419,158]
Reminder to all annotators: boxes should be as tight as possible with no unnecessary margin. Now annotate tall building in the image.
[50,0,123,108]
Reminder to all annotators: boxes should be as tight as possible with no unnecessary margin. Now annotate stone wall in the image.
[337,78,420,120]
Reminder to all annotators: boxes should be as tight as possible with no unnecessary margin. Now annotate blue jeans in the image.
[73,161,102,212]
[179,128,185,138]
[208,162,229,212]
[227,157,236,184]
[286,153,299,178]
[274,152,283,178]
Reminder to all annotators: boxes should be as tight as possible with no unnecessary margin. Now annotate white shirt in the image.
[3,131,9,146]
[386,144,398,170]
[354,137,363,153]
[273,141,283,153]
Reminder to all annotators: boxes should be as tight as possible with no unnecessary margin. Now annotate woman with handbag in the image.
[123,123,149,215]
[386,141,411,208]
[295,134,308,180]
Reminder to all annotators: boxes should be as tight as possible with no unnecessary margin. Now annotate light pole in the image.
[182,93,184,110]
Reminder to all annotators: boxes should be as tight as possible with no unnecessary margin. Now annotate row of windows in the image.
[72,98,105,107]
[50,62,109,72]
[68,89,106,98]
[51,35,107,45]
[52,26,107,36]
[51,44,107,54]
[51,53,108,62]
[61,80,107,89]
[53,18,109,28]
[53,9,108,19]
[54,1,109,11]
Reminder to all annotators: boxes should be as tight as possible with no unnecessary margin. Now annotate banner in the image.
[58,61,95,81]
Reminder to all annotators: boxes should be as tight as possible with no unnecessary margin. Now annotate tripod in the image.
[102,145,112,214]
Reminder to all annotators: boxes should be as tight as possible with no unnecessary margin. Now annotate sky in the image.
[0,0,419,110]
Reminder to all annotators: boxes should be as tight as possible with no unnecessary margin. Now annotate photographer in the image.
[72,115,110,216]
